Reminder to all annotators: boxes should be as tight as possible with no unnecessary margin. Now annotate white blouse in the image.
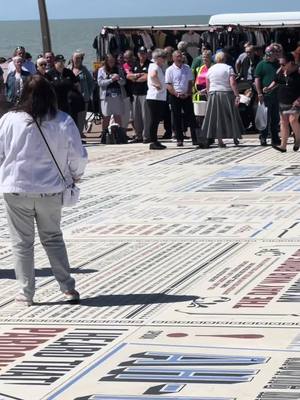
[207,63,235,92]
[0,111,87,193]
[146,63,167,101]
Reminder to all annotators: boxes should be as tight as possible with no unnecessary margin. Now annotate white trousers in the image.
[4,193,75,301]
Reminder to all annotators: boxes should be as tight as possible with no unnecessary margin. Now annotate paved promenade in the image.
[0,137,300,400]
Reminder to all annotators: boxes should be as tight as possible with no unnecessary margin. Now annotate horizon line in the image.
[0,14,212,22]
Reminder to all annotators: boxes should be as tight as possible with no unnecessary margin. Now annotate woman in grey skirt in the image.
[97,54,126,134]
[201,51,244,147]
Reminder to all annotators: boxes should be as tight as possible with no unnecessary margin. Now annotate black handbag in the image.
[101,124,128,144]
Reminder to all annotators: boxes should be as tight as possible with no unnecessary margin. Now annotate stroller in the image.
[85,84,102,133]
[237,80,256,132]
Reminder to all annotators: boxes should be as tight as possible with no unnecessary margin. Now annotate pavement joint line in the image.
[149,149,197,166]
[125,242,240,319]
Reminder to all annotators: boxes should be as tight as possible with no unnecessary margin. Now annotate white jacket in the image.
[0,111,87,193]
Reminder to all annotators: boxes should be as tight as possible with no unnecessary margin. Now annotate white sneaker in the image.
[15,293,33,306]
[64,290,80,304]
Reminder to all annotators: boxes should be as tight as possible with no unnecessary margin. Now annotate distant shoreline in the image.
[0,15,211,23]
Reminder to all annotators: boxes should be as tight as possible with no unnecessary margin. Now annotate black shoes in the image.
[234,139,240,146]
[149,141,167,150]
[271,140,281,146]
[177,141,184,147]
[129,138,143,143]
[293,143,300,152]
[143,139,151,144]
[161,132,172,139]
[272,145,286,153]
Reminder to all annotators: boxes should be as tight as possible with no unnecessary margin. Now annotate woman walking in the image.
[0,75,87,306]
[201,51,244,147]
[266,53,300,152]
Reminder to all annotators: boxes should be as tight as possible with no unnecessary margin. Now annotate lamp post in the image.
[38,0,52,53]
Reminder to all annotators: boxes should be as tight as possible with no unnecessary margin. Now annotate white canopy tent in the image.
[209,12,300,28]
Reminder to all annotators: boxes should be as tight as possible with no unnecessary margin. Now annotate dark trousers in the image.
[163,99,172,136]
[146,99,165,142]
[169,95,197,143]
[260,94,280,142]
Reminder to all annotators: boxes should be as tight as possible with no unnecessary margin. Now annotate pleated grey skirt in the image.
[101,96,124,117]
[201,91,244,139]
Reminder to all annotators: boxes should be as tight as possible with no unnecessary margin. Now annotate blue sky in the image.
[0,0,299,20]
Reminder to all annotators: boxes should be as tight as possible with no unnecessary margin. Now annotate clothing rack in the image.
[92,23,300,61]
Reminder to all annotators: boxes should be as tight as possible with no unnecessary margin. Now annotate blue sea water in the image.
[0,19,102,70]
[0,15,210,70]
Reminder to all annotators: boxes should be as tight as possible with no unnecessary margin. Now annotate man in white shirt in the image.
[165,50,197,146]
[7,46,36,75]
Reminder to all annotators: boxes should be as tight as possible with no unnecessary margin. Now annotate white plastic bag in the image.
[255,102,268,131]
[62,184,80,207]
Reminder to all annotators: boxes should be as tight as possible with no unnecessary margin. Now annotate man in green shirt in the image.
[255,46,280,146]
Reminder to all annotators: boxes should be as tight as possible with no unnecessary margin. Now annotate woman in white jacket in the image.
[0,75,87,306]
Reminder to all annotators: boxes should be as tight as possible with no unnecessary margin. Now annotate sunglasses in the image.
[39,63,47,66]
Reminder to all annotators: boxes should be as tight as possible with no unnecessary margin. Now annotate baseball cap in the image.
[137,46,147,53]
[54,54,65,62]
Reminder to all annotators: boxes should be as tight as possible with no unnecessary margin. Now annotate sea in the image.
[0,19,103,71]
[0,15,210,71]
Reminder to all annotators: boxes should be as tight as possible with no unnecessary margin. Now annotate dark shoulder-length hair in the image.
[103,54,117,74]
[14,75,57,121]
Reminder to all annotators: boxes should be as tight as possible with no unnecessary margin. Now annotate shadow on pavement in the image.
[36,293,198,307]
[0,267,97,279]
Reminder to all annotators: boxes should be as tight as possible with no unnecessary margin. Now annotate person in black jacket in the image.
[266,53,300,152]
[46,54,85,128]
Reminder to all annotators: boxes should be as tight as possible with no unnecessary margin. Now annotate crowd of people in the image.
[0,33,300,306]
[1,37,300,151]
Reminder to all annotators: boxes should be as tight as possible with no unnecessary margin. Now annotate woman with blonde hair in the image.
[201,51,244,147]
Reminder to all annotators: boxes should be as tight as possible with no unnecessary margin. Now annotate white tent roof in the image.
[209,12,300,27]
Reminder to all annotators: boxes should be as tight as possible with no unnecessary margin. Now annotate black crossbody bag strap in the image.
[34,118,66,183]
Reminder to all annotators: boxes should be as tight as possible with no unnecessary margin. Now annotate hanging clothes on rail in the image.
[141,31,154,50]
[182,31,201,58]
